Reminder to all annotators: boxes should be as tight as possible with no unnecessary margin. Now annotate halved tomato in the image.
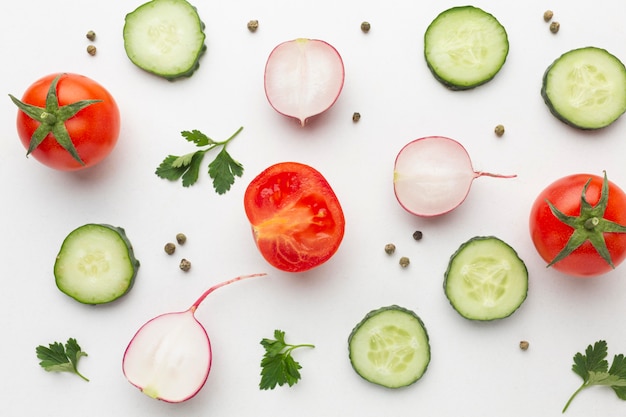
[244,162,345,272]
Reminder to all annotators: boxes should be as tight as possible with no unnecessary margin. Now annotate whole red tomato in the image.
[244,162,345,272]
[10,73,120,171]
[529,172,626,277]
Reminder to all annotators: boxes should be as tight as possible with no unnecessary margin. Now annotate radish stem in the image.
[190,273,267,311]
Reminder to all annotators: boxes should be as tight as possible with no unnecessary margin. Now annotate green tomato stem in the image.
[584,217,599,230]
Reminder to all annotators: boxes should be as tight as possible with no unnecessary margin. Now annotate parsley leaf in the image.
[563,340,626,412]
[36,338,89,382]
[259,329,314,390]
[155,126,244,194]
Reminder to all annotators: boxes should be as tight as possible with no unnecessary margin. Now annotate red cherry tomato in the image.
[529,172,626,277]
[244,162,345,272]
[12,73,120,171]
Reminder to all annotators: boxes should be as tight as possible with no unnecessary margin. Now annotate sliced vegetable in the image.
[542,47,626,129]
[264,38,345,126]
[244,162,345,272]
[122,273,266,403]
[529,172,626,277]
[54,224,140,305]
[123,0,207,80]
[424,6,509,90]
[348,305,430,389]
[444,236,528,321]
[9,73,120,171]
[393,136,515,217]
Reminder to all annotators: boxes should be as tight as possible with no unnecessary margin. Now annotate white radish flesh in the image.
[122,273,266,403]
[393,136,515,217]
[264,38,344,126]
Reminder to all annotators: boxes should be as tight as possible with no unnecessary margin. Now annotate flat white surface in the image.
[2,1,626,416]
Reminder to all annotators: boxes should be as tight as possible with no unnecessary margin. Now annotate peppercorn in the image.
[247,19,259,32]
[412,230,423,241]
[86,30,96,41]
[360,21,371,33]
[86,45,97,56]
[399,257,410,268]
[179,258,191,272]
[164,242,176,255]
[176,233,187,245]
[550,21,560,34]
[543,10,553,22]
[352,112,361,122]
[519,340,530,351]
[494,124,505,137]
[384,243,396,255]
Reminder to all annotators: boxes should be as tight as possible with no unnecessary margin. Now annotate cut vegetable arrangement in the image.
[444,236,528,321]
[54,224,140,305]
[393,136,515,217]
[264,39,344,126]
[348,305,430,388]
[424,6,509,90]
[542,47,626,129]
[123,0,207,80]
[123,273,266,403]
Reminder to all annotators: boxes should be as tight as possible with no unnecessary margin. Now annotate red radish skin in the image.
[393,136,515,217]
[264,38,344,126]
[122,273,266,403]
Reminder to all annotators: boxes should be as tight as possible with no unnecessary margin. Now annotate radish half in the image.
[393,136,515,217]
[122,273,266,403]
[264,38,344,126]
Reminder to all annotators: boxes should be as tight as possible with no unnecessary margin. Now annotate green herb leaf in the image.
[155,126,244,193]
[563,340,626,412]
[209,148,244,195]
[36,338,89,382]
[259,329,314,390]
[181,129,215,147]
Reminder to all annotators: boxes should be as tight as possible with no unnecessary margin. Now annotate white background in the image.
[2,1,626,416]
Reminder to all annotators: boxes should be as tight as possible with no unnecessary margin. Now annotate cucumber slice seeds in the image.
[348,305,430,389]
[54,224,140,305]
[541,46,626,130]
[424,6,509,90]
[123,0,207,80]
[444,236,528,321]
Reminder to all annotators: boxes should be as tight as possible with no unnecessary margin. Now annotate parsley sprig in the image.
[563,340,626,412]
[259,329,314,390]
[36,338,89,382]
[155,126,244,194]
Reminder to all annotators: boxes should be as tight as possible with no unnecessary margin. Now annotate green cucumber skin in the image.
[55,224,140,305]
[123,0,207,81]
[444,236,528,322]
[541,47,626,130]
[348,305,431,389]
[424,6,509,90]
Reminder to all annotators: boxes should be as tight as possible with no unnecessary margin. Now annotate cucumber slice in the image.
[54,224,140,305]
[424,6,509,90]
[541,46,626,130]
[123,0,207,80]
[444,236,528,321]
[348,305,430,388]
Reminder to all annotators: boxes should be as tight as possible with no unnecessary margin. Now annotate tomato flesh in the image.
[529,173,626,277]
[244,162,345,272]
[15,73,120,171]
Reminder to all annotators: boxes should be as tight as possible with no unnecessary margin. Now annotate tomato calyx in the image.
[546,171,626,268]
[9,73,102,165]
